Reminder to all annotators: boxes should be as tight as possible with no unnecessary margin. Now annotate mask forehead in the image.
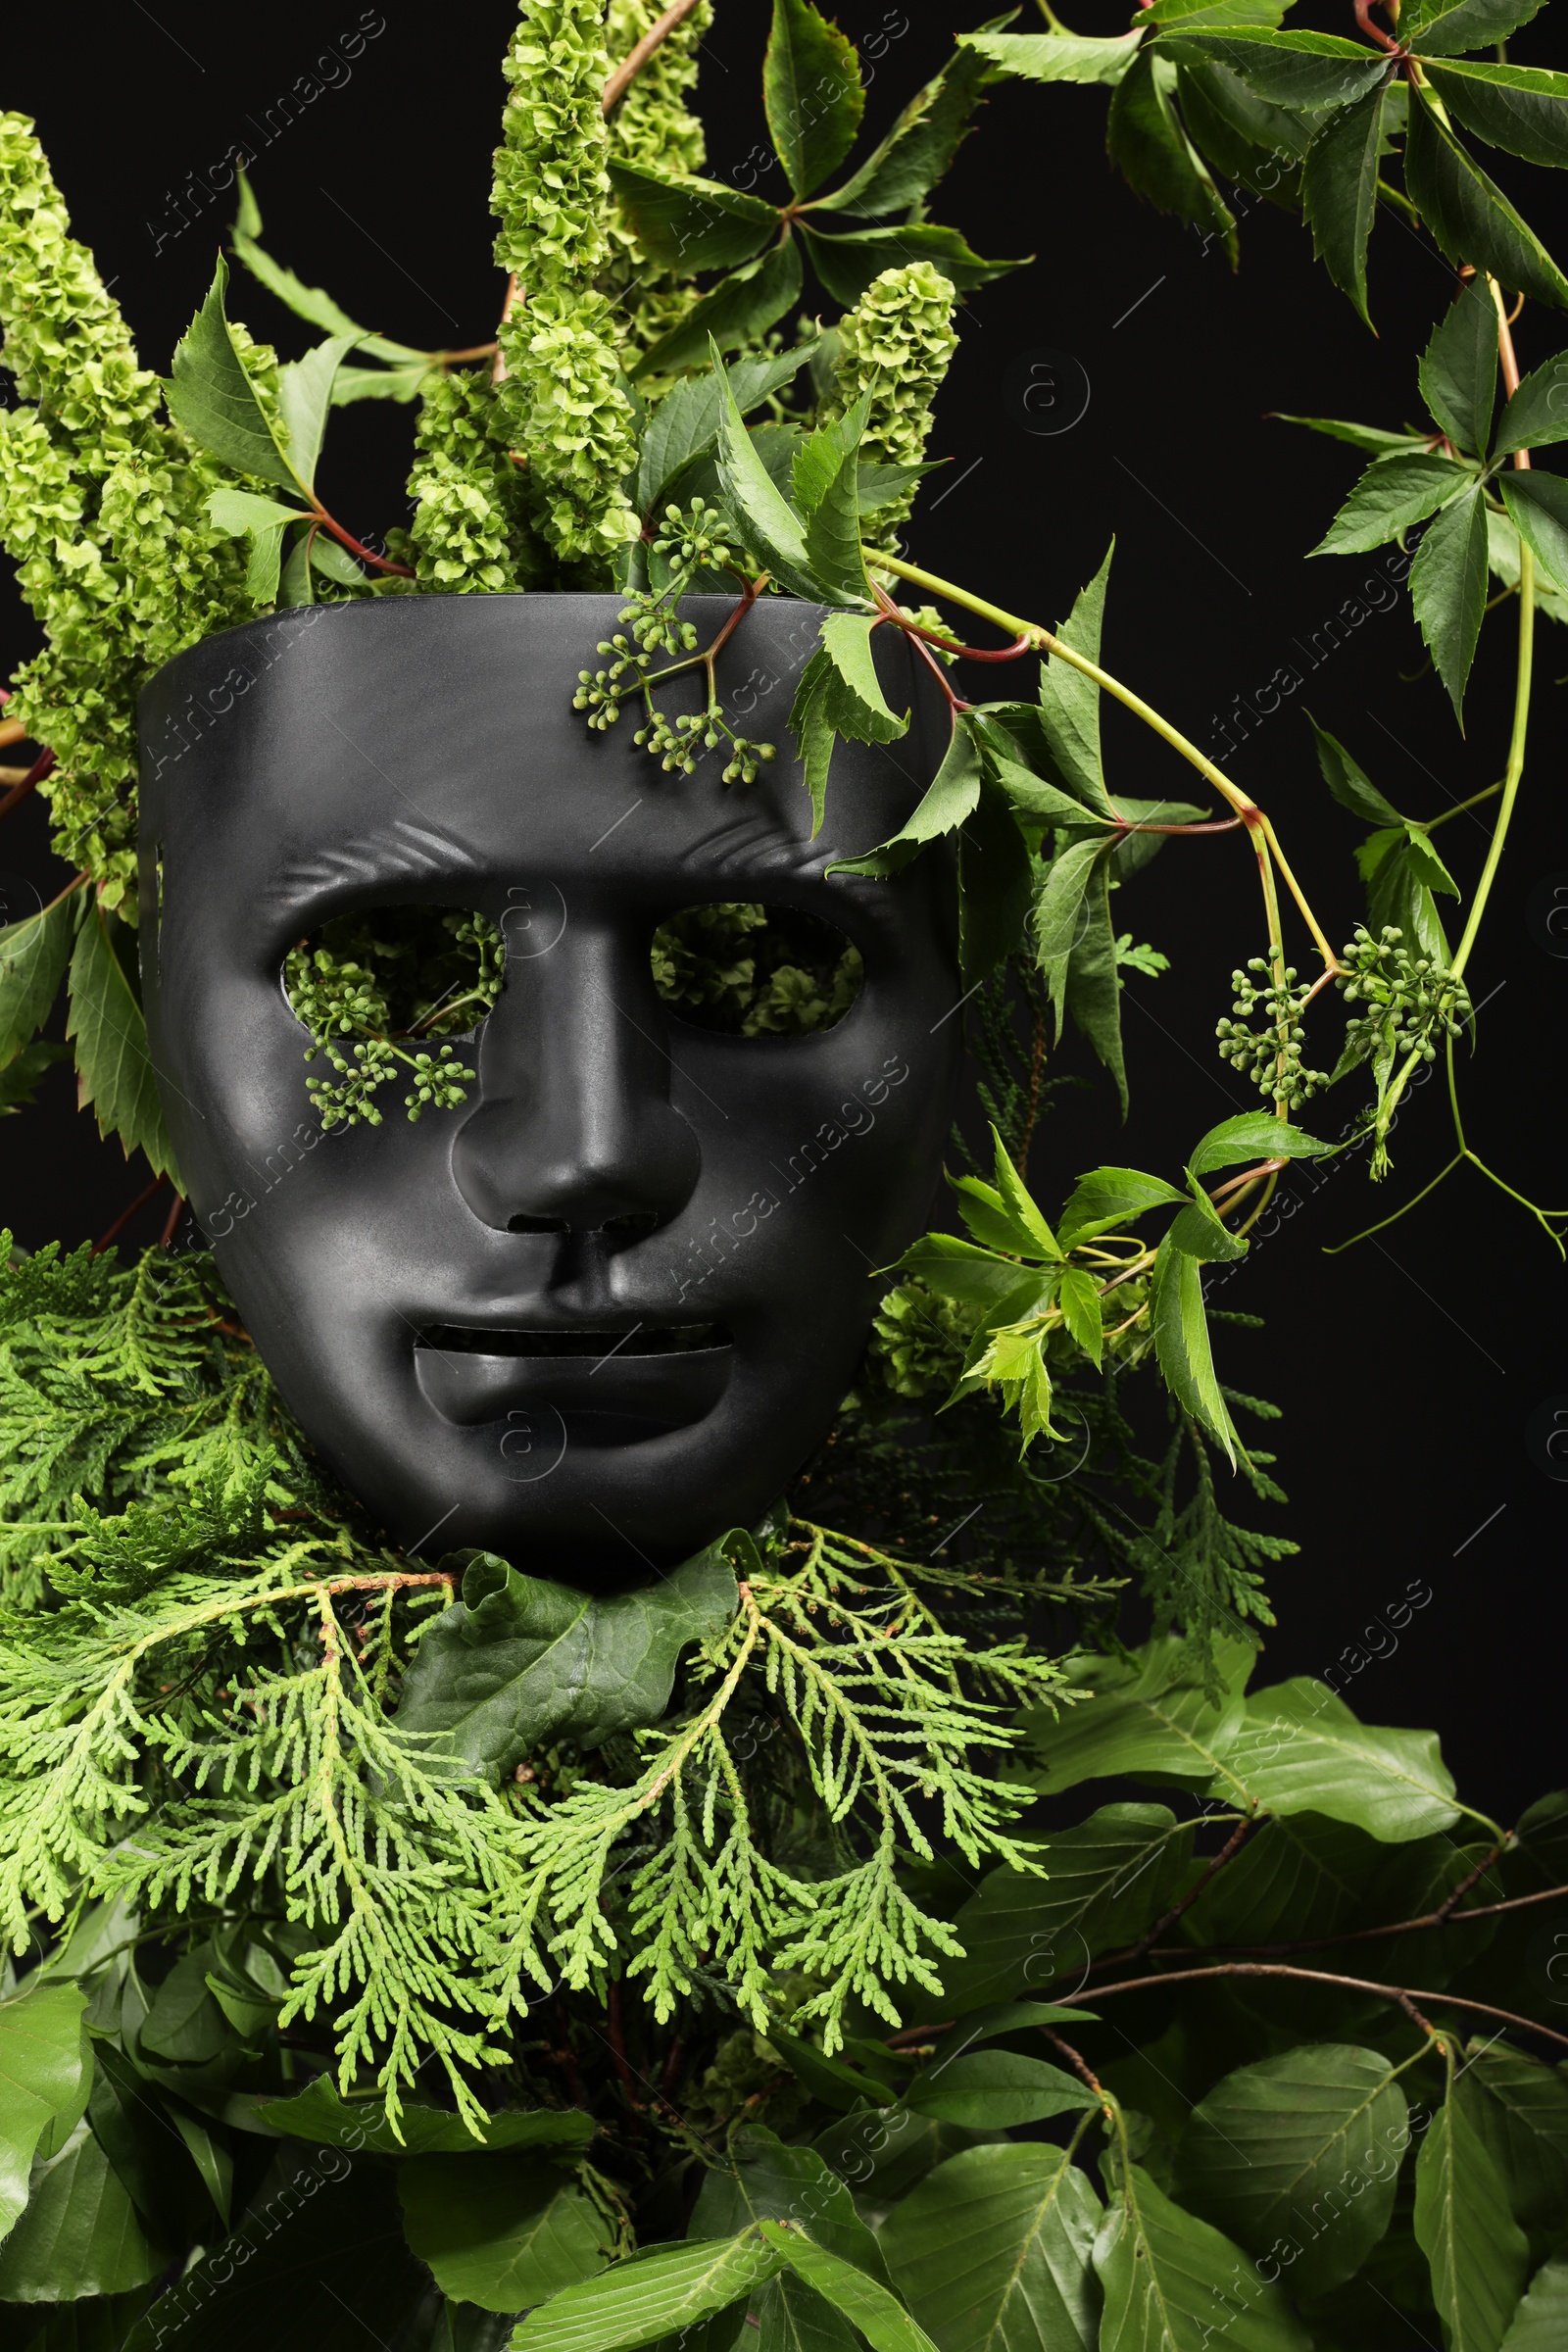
[140,596,941,955]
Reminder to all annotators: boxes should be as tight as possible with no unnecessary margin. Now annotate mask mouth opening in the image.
[416,1322,731,1359]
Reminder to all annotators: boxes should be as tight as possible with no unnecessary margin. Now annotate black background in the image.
[2,0,1563,1814]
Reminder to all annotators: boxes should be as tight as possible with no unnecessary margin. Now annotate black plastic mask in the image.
[138,595,961,1581]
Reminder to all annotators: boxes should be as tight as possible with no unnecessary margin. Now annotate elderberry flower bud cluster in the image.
[1215,958,1329,1107]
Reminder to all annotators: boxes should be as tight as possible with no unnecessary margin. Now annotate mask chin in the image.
[139,592,963,1583]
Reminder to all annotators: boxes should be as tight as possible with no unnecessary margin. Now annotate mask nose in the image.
[450,915,701,1236]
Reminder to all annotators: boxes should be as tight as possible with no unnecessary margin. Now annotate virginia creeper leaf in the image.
[800,221,1023,307]
[1151,1238,1240,1463]
[1420,281,1499,458]
[393,1537,739,1786]
[710,342,823,597]
[0,892,74,1069]
[815,43,998,215]
[959,27,1144,88]
[1274,412,1430,454]
[764,0,863,199]
[816,611,906,738]
[67,903,176,1178]
[828,719,977,879]
[636,346,815,515]
[803,409,873,605]
[958,785,1033,988]
[1187,1112,1331,1174]
[230,185,424,363]
[1108,53,1236,259]
[1411,485,1489,718]
[1038,546,1117,817]
[164,258,295,489]
[1310,451,1472,557]
[1403,0,1545,57]
[608,165,778,273]
[1422,59,1568,170]
[1404,94,1568,311]
[1154,30,1389,112]
[273,334,362,493]
[1063,846,1129,1116]
[1307,714,1406,826]
[1301,83,1387,326]
[1057,1166,1189,1249]
[636,241,806,381]
[1493,352,1568,459]
[1500,471,1568,594]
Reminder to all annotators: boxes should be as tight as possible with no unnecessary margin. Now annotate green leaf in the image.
[0,1983,88,2244]
[800,222,1023,309]
[764,2030,890,2115]
[1173,60,1310,202]
[205,486,309,608]
[1457,2049,1568,2266]
[985,1128,1062,1258]
[0,1037,68,1115]
[1217,1679,1462,1839]
[0,892,74,1069]
[1145,0,1293,24]
[1180,1810,1386,1946]
[1310,451,1473,557]
[828,718,977,879]
[1094,2165,1311,2352]
[1498,2257,1568,2350]
[1021,1642,1249,1794]
[758,2225,939,2352]
[880,2143,1102,2352]
[1188,1112,1331,1175]
[635,244,805,381]
[1032,838,1102,997]
[985,750,1116,832]
[816,43,997,216]
[1274,412,1432,455]
[1421,281,1499,458]
[1057,1266,1104,1366]
[230,205,424,364]
[858,460,936,514]
[1301,84,1389,328]
[1151,1239,1241,1464]
[514,2233,786,2352]
[959,27,1143,89]
[257,2076,594,2157]
[804,416,873,607]
[1307,714,1406,825]
[1175,2047,1408,2299]
[755,2273,858,2352]
[939,1806,1196,2011]
[691,2126,889,2284]
[636,347,813,515]
[1414,2098,1530,2352]
[1405,94,1568,311]
[959,787,1033,990]
[1422,59,1568,170]
[608,164,778,272]
[273,335,361,494]
[711,342,822,598]
[903,2052,1095,2130]
[791,655,837,837]
[1412,485,1489,719]
[764,0,864,198]
[164,257,295,490]
[1500,471,1568,595]
[893,1234,1048,1317]
[393,1537,738,1788]
[0,2129,163,2300]
[139,1951,229,2065]
[1155,30,1389,112]
[1057,1166,1189,1250]
[329,359,435,406]
[1038,546,1116,818]
[66,903,176,1178]
[122,2155,427,2352]
[399,2154,609,2313]
[1361,834,1451,963]
[1062,847,1129,1116]
[1166,1180,1249,1265]
[1108,53,1236,257]
[1404,0,1545,58]
[1493,351,1568,459]
[817,611,906,735]
[1404,821,1459,896]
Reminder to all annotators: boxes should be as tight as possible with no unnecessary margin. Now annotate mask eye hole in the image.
[651,902,862,1037]
[282,906,504,1130]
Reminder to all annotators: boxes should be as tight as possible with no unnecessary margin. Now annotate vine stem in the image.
[602,0,703,113]
[872,550,1340,977]
[0,745,56,826]
[1061,1961,1568,2055]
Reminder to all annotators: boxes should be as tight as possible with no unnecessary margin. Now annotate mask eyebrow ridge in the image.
[267,818,485,919]
[677,808,824,882]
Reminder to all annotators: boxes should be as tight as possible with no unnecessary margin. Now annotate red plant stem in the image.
[92,1175,169,1255]
[1076,1961,1568,2054]
[896,616,1036,663]
[1353,0,1401,50]
[0,745,57,826]
[310,506,415,578]
[159,1192,186,1248]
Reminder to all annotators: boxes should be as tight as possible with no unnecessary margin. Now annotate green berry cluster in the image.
[284,907,505,1128]
[574,502,776,781]
[1337,924,1471,1069]
[821,263,958,555]
[1216,957,1329,1107]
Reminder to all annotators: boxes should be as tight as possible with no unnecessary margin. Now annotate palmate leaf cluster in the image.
[2,1620,1563,2351]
